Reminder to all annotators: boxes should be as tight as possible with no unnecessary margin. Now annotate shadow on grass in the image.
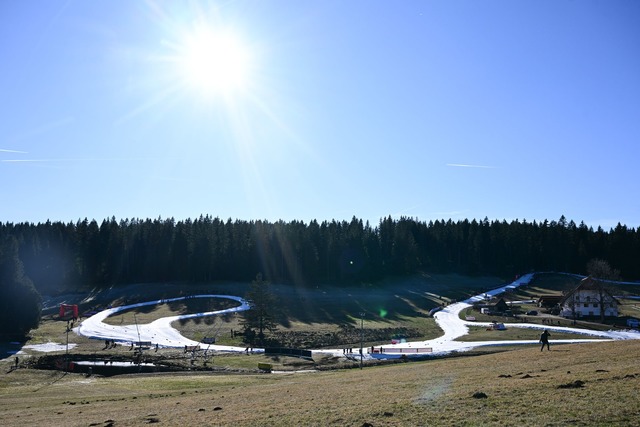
[264,274,501,326]
[32,371,68,393]
[73,274,502,328]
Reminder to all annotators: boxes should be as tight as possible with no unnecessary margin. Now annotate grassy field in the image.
[458,326,599,342]
[55,273,504,349]
[1,339,639,426]
[2,272,639,425]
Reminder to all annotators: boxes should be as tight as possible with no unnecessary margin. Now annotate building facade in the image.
[560,276,618,318]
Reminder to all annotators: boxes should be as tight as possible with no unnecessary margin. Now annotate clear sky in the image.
[1,1,639,229]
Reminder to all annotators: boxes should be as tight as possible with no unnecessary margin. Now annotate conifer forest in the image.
[3,215,639,294]
[2,215,640,337]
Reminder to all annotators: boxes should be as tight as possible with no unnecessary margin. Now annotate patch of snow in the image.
[21,342,77,353]
[75,361,155,367]
[71,273,640,359]
[75,294,252,351]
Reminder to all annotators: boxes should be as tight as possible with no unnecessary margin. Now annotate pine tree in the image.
[240,273,278,346]
[0,237,42,338]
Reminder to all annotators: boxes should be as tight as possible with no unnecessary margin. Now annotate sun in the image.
[179,26,252,96]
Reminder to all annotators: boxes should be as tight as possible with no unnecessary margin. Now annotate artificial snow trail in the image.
[75,294,255,352]
[74,274,640,358]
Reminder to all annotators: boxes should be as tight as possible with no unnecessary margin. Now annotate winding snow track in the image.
[366,273,640,357]
[75,294,253,352]
[74,275,640,357]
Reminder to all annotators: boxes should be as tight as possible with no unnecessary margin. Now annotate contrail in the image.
[0,158,82,163]
[1,159,53,162]
[1,157,156,163]
[0,149,28,154]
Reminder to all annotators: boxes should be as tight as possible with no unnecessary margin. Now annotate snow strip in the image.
[20,342,77,353]
[73,276,640,359]
[75,295,254,352]
[322,273,639,358]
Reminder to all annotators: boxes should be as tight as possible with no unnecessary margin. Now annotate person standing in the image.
[540,329,551,351]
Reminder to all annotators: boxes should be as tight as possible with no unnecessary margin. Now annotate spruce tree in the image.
[0,237,42,338]
[240,273,278,346]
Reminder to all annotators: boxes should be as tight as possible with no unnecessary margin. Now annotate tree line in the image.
[2,215,639,294]
[2,214,639,338]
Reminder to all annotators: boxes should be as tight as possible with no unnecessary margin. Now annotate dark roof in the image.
[474,298,510,311]
[493,298,510,310]
[538,295,563,306]
[576,276,607,290]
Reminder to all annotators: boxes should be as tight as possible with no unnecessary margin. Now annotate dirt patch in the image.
[558,380,585,389]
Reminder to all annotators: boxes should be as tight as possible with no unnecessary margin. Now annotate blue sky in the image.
[1,1,639,229]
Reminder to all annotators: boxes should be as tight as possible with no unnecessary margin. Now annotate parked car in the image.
[526,310,538,315]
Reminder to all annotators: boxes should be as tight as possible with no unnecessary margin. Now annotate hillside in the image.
[1,339,639,426]
[2,272,640,425]
[9,274,498,354]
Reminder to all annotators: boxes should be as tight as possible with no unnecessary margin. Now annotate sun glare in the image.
[179,27,251,96]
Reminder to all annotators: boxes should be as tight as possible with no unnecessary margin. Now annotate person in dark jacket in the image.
[540,329,551,351]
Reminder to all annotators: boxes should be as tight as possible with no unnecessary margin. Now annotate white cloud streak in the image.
[1,157,157,163]
[1,159,55,162]
[0,149,28,154]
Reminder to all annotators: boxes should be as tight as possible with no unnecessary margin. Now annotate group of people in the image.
[103,339,117,349]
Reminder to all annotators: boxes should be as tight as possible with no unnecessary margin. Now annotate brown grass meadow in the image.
[3,273,639,426]
[2,339,639,426]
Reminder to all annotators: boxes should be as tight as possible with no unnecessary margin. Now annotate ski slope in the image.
[74,274,640,358]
